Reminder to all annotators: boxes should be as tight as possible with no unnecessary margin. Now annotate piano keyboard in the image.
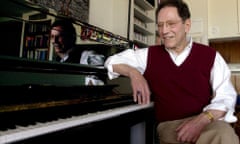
[0,102,153,144]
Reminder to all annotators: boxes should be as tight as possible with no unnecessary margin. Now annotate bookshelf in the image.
[20,12,53,61]
[130,0,156,47]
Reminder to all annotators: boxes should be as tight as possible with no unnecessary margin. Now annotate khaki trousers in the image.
[157,117,239,144]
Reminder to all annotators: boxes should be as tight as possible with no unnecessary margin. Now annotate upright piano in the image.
[0,57,154,144]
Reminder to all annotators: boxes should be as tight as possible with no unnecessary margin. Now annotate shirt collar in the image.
[60,54,69,62]
[165,36,193,66]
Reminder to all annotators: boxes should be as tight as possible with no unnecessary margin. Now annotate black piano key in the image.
[0,88,133,132]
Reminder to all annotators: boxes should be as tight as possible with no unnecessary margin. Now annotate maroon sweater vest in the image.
[144,43,216,123]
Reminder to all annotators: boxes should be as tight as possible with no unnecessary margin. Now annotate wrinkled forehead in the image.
[157,6,180,22]
[158,6,180,19]
[51,26,63,35]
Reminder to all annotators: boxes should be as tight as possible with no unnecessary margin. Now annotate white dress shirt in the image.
[104,38,238,123]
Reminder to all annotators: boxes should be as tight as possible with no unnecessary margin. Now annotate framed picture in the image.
[30,0,89,23]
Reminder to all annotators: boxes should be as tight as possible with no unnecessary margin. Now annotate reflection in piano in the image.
[0,57,154,144]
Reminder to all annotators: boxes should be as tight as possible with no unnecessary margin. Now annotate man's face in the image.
[157,6,191,50]
[50,26,65,54]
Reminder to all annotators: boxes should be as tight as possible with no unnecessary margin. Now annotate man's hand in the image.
[175,114,210,143]
[128,69,151,104]
[176,110,226,143]
[112,64,151,104]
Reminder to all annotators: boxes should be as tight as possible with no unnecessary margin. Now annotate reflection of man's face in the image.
[50,26,65,54]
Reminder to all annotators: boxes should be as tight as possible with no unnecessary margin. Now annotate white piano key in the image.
[0,102,153,144]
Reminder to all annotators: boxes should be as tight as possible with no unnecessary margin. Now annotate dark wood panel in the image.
[209,38,240,63]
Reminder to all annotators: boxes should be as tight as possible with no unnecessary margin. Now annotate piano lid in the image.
[0,55,108,75]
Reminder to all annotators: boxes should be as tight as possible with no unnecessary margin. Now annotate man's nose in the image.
[52,36,59,43]
[161,24,170,34]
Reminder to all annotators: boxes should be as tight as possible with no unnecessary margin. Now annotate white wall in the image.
[208,0,240,39]
[89,0,129,38]
[184,0,208,45]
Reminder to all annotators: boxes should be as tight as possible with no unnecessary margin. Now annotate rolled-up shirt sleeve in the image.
[204,52,238,123]
[104,48,148,80]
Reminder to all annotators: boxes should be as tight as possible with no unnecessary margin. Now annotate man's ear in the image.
[184,18,191,33]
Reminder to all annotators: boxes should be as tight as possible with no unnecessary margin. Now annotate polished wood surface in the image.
[209,38,240,63]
